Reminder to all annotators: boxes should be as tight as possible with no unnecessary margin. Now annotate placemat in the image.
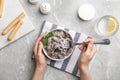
[40,21,95,77]
[0,0,35,49]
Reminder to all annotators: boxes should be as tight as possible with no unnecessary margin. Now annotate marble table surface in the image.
[0,0,120,80]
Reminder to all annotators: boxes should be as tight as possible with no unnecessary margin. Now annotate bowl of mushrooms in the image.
[42,29,73,61]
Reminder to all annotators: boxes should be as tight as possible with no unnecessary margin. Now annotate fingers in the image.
[85,39,96,59]
[34,37,41,56]
[34,32,47,56]
[78,45,83,51]
[84,38,94,43]
[38,42,44,56]
[85,42,93,54]
[90,44,96,59]
[37,32,47,41]
[79,38,95,55]
[91,44,96,54]
[78,38,94,51]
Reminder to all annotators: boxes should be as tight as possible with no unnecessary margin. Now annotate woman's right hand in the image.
[78,38,96,80]
[78,38,96,68]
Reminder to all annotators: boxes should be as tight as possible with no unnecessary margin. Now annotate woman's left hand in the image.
[34,32,47,72]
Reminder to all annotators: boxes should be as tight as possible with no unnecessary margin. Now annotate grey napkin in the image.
[40,21,96,77]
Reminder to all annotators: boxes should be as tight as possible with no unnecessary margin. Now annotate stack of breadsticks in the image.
[0,0,4,18]
[2,12,25,41]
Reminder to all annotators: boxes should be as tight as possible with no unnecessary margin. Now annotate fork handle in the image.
[75,39,110,45]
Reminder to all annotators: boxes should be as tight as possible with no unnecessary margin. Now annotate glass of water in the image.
[94,15,119,36]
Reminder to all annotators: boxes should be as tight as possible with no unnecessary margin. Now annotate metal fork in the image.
[65,39,110,48]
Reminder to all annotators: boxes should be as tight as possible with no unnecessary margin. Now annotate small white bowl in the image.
[29,0,39,5]
[42,29,73,61]
[78,3,95,20]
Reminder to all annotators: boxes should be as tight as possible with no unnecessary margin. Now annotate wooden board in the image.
[0,0,35,49]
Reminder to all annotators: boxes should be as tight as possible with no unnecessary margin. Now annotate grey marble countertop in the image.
[0,0,120,80]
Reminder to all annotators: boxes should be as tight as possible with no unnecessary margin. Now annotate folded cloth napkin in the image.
[40,21,95,77]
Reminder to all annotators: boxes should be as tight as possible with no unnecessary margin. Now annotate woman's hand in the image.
[32,32,47,80]
[34,32,47,72]
[78,38,96,80]
[78,38,96,67]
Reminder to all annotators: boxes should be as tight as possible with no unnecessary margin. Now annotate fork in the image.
[65,39,110,48]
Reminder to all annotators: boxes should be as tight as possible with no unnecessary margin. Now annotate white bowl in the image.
[42,29,73,61]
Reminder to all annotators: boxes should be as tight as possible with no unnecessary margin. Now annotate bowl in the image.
[42,29,73,61]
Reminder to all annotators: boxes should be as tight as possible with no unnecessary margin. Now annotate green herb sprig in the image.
[42,32,54,48]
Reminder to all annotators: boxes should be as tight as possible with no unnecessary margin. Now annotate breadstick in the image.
[2,12,25,35]
[0,0,4,18]
[8,20,23,41]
